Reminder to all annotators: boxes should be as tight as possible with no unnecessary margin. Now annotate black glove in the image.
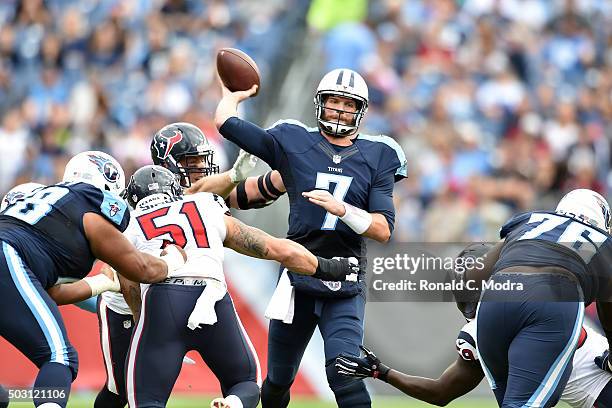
[313,256,359,281]
[335,345,391,382]
[595,349,612,373]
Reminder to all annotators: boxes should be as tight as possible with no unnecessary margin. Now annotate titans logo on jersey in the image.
[496,211,612,304]
[0,182,130,288]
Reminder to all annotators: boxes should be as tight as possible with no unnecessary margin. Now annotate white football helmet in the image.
[314,68,369,137]
[1,182,46,211]
[556,189,612,233]
[63,151,125,195]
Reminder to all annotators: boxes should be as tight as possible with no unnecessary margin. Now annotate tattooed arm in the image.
[119,274,141,322]
[223,215,318,275]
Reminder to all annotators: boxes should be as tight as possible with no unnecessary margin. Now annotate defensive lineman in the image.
[119,165,358,408]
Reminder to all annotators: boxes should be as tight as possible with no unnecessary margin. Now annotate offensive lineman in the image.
[471,189,612,407]
[335,242,612,408]
[215,68,407,407]
[1,182,103,312]
[0,151,186,408]
[335,322,612,408]
[121,165,359,408]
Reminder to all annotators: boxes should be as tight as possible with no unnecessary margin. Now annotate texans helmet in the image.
[125,165,183,209]
[150,122,219,187]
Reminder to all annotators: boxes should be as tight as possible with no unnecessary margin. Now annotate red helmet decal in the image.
[155,130,183,160]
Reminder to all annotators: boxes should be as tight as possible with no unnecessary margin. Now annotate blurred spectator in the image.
[0,0,289,199]
[0,0,611,244]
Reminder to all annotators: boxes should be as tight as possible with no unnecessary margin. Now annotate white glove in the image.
[229,150,258,183]
[83,268,120,296]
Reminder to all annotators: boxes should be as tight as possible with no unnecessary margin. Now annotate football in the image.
[216,48,260,96]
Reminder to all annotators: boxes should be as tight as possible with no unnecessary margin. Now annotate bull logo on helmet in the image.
[154,130,183,160]
[88,154,120,183]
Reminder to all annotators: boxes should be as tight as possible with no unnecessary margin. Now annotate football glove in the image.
[595,349,612,373]
[229,149,258,183]
[335,345,391,382]
[313,256,359,282]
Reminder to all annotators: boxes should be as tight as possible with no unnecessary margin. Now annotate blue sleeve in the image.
[74,296,98,313]
[368,166,396,235]
[100,191,130,232]
[219,117,283,168]
[358,134,407,182]
[499,212,532,239]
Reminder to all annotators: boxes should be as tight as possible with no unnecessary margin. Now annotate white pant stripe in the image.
[99,298,119,394]
[4,243,68,365]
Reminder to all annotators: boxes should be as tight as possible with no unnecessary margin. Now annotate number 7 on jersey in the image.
[315,172,353,230]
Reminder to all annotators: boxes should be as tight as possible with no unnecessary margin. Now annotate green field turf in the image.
[9,393,500,407]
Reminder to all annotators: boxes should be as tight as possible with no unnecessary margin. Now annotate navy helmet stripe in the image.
[349,71,355,87]
[336,70,344,85]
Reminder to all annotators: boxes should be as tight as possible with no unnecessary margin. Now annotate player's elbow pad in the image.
[235,172,284,210]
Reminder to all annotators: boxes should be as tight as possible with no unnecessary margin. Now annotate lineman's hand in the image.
[595,349,612,373]
[229,150,259,183]
[335,346,391,382]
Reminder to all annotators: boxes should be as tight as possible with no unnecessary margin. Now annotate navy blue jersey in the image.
[220,117,406,264]
[0,182,130,288]
[496,211,612,304]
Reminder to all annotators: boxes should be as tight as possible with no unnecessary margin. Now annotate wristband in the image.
[373,364,391,382]
[340,203,372,234]
[160,245,186,276]
[83,269,120,296]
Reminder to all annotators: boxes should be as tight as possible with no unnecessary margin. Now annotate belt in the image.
[496,266,578,283]
[158,277,208,286]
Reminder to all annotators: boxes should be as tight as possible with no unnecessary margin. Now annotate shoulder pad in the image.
[212,193,231,215]
[266,119,318,132]
[99,190,130,231]
[190,192,229,214]
[264,119,321,154]
[456,321,478,361]
[357,134,407,180]
[499,211,533,239]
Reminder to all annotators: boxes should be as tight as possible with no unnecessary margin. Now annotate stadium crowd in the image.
[0,0,611,243]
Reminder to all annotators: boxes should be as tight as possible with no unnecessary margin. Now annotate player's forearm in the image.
[186,171,237,198]
[268,238,318,275]
[47,281,94,305]
[215,93,241,130]
[362,213,391,242]
[120,275,141,322]
[113,252,169,284]
[386,371,452,406]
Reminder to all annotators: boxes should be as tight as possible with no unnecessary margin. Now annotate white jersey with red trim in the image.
[102,192,230,315]
[457,321,612,408]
